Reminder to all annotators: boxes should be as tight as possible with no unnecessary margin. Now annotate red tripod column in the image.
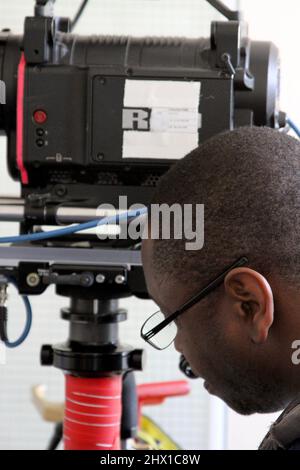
[64,375,122,450]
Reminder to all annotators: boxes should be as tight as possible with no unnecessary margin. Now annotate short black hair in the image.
[150,126,300,287]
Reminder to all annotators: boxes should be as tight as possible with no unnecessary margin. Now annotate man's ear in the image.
[224,267,274,344]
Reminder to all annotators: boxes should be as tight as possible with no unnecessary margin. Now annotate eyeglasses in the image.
[140,256,249,350]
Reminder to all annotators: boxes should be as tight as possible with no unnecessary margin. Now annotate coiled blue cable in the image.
[2,278,32,348]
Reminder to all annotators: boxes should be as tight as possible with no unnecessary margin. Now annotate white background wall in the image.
[241,0,300,126]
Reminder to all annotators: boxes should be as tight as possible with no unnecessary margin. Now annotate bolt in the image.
[26,272,40,287]
[115,274,126,285]
[55,185,67,197]
[80,272,94,287]
[96,274,106,284]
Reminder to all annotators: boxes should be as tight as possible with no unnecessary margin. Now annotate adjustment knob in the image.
[41,344,54,366]
[128,349,145,371]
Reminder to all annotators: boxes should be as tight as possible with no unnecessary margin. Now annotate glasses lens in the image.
[141,310,178,350]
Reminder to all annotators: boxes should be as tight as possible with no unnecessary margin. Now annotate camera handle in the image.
[34,0,55,18]
[206,0,241,21]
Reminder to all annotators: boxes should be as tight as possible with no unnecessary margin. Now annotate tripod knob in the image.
[41,344,54,366]
[129,349,145,371]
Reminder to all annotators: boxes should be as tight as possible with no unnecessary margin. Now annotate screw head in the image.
[96,153,104,162]
[55,185,67,197]
[26,273,40,287]
[96,274,106,284]
[115,274,126,285]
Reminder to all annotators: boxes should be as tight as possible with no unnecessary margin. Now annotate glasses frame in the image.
[141,256,249,350]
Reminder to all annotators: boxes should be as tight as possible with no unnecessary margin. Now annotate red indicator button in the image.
[33,109,47,124]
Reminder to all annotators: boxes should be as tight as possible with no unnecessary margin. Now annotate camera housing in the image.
[0,9,282,217]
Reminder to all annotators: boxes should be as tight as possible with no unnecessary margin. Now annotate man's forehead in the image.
[142,238,167,305]
[141,238,187,313]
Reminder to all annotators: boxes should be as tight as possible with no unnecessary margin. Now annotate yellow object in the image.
[137,415,181,450]
[31,384,182,450]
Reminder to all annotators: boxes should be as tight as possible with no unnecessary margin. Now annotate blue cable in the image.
[0,208,147,347]
[287,118,300,138]
[0,207,148,244]
[3,278,32,349]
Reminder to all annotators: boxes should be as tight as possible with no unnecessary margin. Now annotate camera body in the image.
[0,13,281,210]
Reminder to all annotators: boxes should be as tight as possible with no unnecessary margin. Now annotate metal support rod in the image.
[0,198,136,224]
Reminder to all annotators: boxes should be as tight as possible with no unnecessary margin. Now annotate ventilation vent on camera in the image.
[90,35,128,46]
[49,170,72,183]
[97,172,120,185]
[141,173,162,187]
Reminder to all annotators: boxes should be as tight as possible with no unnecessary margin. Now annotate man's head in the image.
[142,126,300,415]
